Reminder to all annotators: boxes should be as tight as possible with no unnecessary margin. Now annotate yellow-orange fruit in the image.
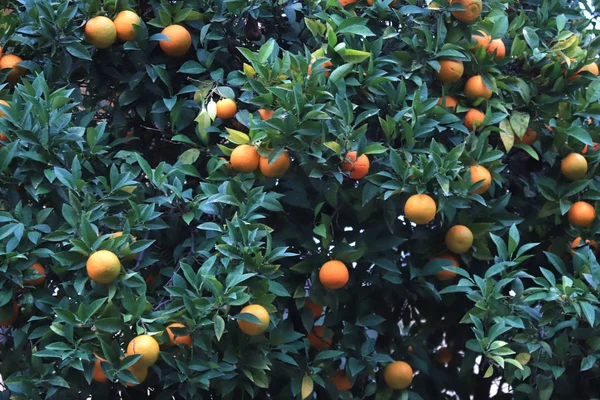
[237,304,270,335]
[515,128,537,145]
[0,54,25,84]
[215,98,237,119]
[159,25,192,57]
[319,260,349,289]
[561,153,588,181]
[435,60,464,83]
[488,39,506,59]
[568,62,599,81]
[433,254,460,281]
[230,144,259,173]
[259,151,291,178]
[464,75,493,101]
[126,335,160,368]
[86,250,121,284]
[23,262,45,286]
[450,0,482,23]
[125,365,148,387]
[304,299,323,319]
[113,10,141,42]
[384,361,413,389]
[445,225,473,254]
[308,326,332,349]
[568,201,595,227]
[329,370,352,391]
[472,30,491,51]
[571,237,598,255]
[92,357,108,383]
[339,0,358,6]
[110,231,137,262]
[404,194,436,224]
[469,165,492,195]
[464,108,485,131]
[258,109,275,120]
[341,151,370,179]
[436,347,454,364]
[437,96,459,112]
[84,16,117,49]
[166,323,192,347]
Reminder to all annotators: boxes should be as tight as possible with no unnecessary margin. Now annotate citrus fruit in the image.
[259,151,291,178]
[568,201,595,227]
[230,144,259,173]
[219,157,233,169]
[23,262,45,286]
[304,299,323,319]
[0,300,19,327]
[308,56,333,76]
[435,59,464,83]
[582,143,600,154]
[166,323,192,347]
[464,108,485,131]
[339,0,358,6]
[329,370,352,391]
[159,25,192,57]
[216,98,237,119]
[113,10,141,42]
[125,364,148,387]
[445,225,474,254]
[258,109,275,120]
[126,334,160,368]
[237,304,270,335]
[384,361,413,389]
[433,254,460,280]
[464,75,493,101]
[86,250,121,284]
[319,260,349,289]
[341,151,370,179]
[308,326,332,349]
[568,62,599,81]
[437,96,459,112]
[472,30,491,51]
[469,165,492,194]
[561,153,587,180]
[450,0,482,23]
[404,194,436,224]
[92,357,108,383]
[0,54,25,85]
[488,38,506,59]
[0,99,10,117]
[110,231,137,262]
[436,347,453,364]
[0,133,7,142]
[84,16,117,49]
[515,128,537,145]
[571,237,598,255]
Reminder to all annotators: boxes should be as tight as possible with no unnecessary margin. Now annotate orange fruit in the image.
[308,56,333,76]
[582,143,600,154]
[216,98,237,119]
[568,201,596,227]
[436,347,454,364]
[23,262,45,286]
[515,128,537,145]
[404,194,436,224]
[464,75,493,101]
[568,62,599,81]
[113,10,141,42]
[469,165,492,194]
[159,25,192,57]
[0,300,19,327]
[166,323,192,347]
[0,99,10,117]
[561,153,587,180]
[304,299,323,319]
[437,96,459,112]
[84,16,117,49]
[445,225,474,254]
[433,254,460,281]
[450,0,482,23]
[329,370,352,391]
[308,326,332,349]
[219,157,233,169]
[464,108,485,131]
[125,364,148,387]
[0,55,25,85]
[126,335,160,368]
[237,304,270,335]
[259,151,291,178]
[435,60,464,83]
[86,250,121,284]
[341,151,370,179]
[0,133,7,142]
[488,38,506,59]
[339,0,358,6]
[571,237,598,255]
[384,361,413,390]
[0,45,2,59]
[258,109,275,120]
[110,231,137,262]
[319,260,349,289]
[230,144,260,173]
[472,30,491,51]
[92,357,108,383]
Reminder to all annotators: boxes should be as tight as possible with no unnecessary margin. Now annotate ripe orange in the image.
[230,144,260,173]
[0,300,19,327]
[308,326,332,349]
[435,60,464,83]
[304,299,323,319]
[23,262,45,286]
[319,260,349,289]
[445,225,473,254]
[561,153,587,180]
[113,10,141,42]
[84,16,117,49]
[571,237,598,255]
[92,357,108,383]
[472,30,491,51]
[0,99,10,117]
[219,157,233,169]
[125,364,148,387]
[238,304,270,335]
[464,108,485,131]
[568,201,596,227]
[433,254,460,281]
[126,335,160,368]
[450,0,482,23]
[329,370,352,391]
[488,38,506,59]
[384,361,413,390]
[259,151,291,178]
[308,56,333,76]
[159,25,192,57]
[216,98,237,119]
[258,109,275,120]
[436,347,453,364]
[341,151,370,179]
[515,128,537,145]
[437,96,459,112]
[339,0,358,6]
[469,165,492,194]
[110,231,137,262]
[0,133,7,142]
[86,250,121,284]
[0,55,25,85]
[464,75,493,101]
[568,62,599,81]
[404,194,437,224]
[166,323,192,347]
[582,143,600,154]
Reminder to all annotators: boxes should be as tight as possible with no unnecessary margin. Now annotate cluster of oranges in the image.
[0,44,26,144]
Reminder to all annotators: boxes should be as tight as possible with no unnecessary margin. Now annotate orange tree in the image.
[1,0,600,399]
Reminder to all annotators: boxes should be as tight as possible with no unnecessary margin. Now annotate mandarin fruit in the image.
[92,357,108,383]
[308,326,332,349]
[125,365,148,387]
[237,304,270,335]
[304,299,323,319]
[568,201,595,227]
[404,194,436,224]
[259,151,291,178]
[216,98,237,119]
[113,10,141,42]
[0,55,25,85]
[166,323,192,347]
[469,165,492,194]
[445,225,474,254]
[464,75,493,101]
[450,0,482,23]
[435,59,464,83]
[464,108,485,131]
[126,335,160,368]
[437,96,459,112]
[86,250,121,284]
[319,260,349,289]
[433,254,460,281]
[258,109,275,120]
[84,16,117,49]
[341,151,370,179]
[230,144,259,173]
[159,25,192,56]
[23,262,45,286]
[329,370,352,391]
[384,361,413,389]
[561,153,587,180]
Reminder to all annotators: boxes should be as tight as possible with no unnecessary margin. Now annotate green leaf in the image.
[179,149,200,165]
[66,43,92,61]
[214,315,225,341]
